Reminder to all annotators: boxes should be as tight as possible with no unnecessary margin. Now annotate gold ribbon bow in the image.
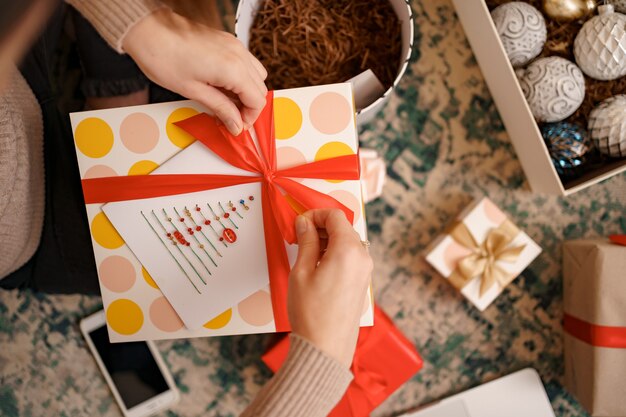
[447,220,526,296]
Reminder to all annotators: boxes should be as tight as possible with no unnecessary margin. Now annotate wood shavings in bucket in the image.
[248,0,403,90]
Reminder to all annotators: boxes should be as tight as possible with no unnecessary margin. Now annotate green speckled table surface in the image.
[1,1,625,416]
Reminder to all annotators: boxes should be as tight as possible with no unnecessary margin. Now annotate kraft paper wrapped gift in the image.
[262,305,423,417]
[425,197,542,311]
[70,83,374,342]
[563,237,626,417]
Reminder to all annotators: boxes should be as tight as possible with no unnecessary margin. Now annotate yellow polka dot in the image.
[142,267,159,289]
[91,212,124,249]
[74,118,114,158]
[314,141,355,183]
[106,299,144,335]
[273,97,302,139]
[285,195,306,215]
[166,107,199,148]
[128,160,158,176]
[203,309,232,329]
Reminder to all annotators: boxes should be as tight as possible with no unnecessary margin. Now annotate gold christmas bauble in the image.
[543,0,597,21]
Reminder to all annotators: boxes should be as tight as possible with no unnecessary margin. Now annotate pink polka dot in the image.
[238,290,273,326]
[328,190,361,223]
[84,165,118,179]
[99,256,136,293]
[443,240,473,272]
[119,112,159,154]
[276,147,307,170]
[309,92,352,135]
[149,296,184,332]
[482,199,507,225]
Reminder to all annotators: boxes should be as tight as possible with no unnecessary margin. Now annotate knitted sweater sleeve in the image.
[241,334,353,417]
[0,68,45,279]
[65,0,165,53]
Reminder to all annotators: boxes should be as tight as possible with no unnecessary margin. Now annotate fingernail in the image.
[295,215,308,235]
[226,119,242,136]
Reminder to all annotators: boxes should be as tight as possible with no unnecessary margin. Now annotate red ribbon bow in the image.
[345,328,390,415]
[81,91,360,331]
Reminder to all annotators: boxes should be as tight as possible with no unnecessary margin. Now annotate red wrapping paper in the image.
[262,306,423,417]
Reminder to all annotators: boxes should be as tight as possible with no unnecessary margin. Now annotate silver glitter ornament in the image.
[573,5,626,80]
[588,94,626,158]
[491,2,547,67]
[540,122,593,178]
[517,57,586,123]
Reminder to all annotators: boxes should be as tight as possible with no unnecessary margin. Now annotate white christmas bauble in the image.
[614,0,626,14]
[491,2,547,67]
[517,57,586,123]
[588,95,626,158]
[573,5,626,80]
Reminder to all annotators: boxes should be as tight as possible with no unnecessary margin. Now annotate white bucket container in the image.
[235,0,414,126]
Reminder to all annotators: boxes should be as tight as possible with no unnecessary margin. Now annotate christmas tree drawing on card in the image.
[140,198,255,294]
[141,196,254,294]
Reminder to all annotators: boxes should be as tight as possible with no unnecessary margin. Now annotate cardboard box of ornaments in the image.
[451,0,626,196]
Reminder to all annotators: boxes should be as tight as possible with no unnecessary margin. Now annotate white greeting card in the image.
[103,141,272,329]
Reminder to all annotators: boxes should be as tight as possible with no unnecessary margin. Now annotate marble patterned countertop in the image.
[1,1,625,416]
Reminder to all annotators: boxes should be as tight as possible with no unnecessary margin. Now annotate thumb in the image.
[292,215,320,276]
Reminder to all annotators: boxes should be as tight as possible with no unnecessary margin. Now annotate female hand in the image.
[122,8,268,136]
[288,209,373,368]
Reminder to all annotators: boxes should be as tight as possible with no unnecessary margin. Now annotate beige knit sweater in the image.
[243,334,353,416]
[1,2,353,416]
[0,66,45,278]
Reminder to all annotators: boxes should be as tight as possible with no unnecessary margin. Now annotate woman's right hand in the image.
[288,209,373,368]
[122,8,267,136]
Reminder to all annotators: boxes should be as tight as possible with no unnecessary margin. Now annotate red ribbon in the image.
[564,313,626,349]
[81,91,359,331]
[609,235,626,246]
[345,328,389,415]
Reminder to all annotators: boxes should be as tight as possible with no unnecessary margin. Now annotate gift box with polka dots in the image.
[70,83,374,342]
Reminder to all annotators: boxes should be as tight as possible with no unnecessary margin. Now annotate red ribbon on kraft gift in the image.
[81,91,359,331]
[609,235,626,246]
[563,238,626,349]
[564,314,626,349]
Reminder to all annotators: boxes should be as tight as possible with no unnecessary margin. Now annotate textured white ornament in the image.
[573,5,626,80]
[491,2,547,67]
[588,95,626,157]
[614,0,626,14]
[517,57,586,123]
